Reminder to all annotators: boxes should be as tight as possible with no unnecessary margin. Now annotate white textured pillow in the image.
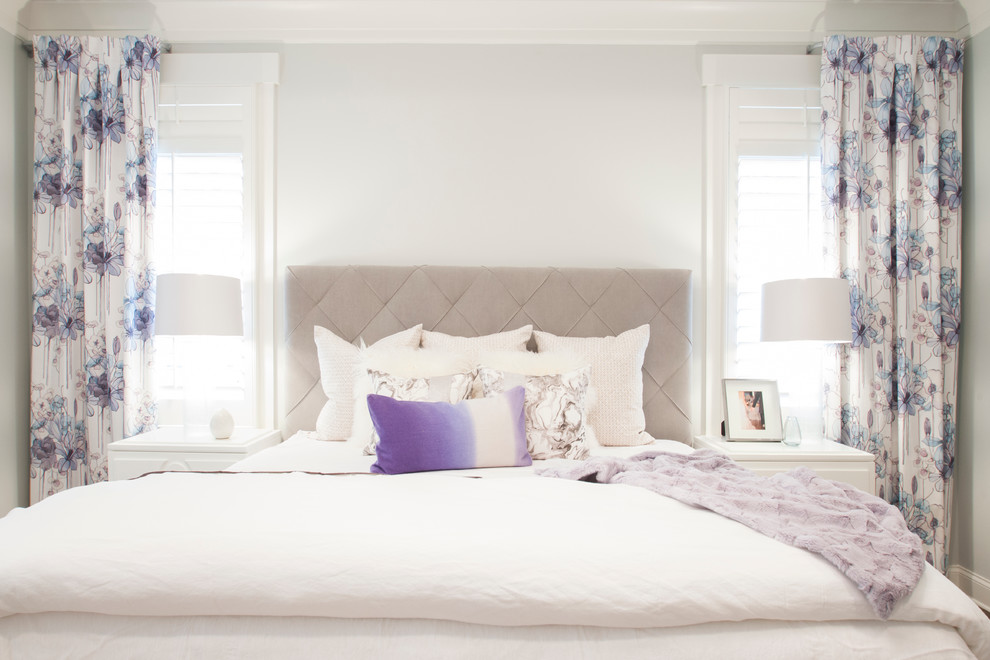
[533,325,651,447]
[421,325,533,361]
[313,325,422,441]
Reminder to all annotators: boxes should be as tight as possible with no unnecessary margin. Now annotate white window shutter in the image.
[726,86,829,435]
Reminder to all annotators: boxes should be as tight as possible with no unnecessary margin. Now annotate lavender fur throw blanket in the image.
[537,449,924,619]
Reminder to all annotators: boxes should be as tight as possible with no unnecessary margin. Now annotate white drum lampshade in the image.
[155,274,244,337]
[155,273,244,439]
[760,277,851,445]
[761,278,851,343]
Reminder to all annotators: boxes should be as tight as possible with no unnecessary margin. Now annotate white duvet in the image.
[1,435,988,659]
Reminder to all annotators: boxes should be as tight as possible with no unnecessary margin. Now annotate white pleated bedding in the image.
[1,434,988,660]
[0,613,981,660]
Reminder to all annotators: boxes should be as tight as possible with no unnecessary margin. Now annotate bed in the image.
[1,265,988,660]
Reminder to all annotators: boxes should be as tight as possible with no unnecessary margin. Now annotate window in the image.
[154,54,277,429]
[727,87,827,434]
[703,55,824,436]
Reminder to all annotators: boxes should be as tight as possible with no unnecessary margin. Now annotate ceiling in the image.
[3,0,984,46]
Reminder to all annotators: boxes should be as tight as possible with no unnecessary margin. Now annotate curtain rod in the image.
[20,39,819,58]
[21,40,173,58]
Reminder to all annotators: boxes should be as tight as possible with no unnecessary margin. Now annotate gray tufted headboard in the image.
[283,266,692,442]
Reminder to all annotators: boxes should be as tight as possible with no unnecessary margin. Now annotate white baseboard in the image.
[948,564,990,611]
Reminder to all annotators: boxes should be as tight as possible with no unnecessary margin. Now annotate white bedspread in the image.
[1,436,988,659]
[227,431,690,474]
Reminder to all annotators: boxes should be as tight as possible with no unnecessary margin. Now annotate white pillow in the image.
[421,326,532,396]
[421,325,533,361]
[533,325,651,447]
[313,325,422,441]
[362,347,474,378]
[478,349,585,376]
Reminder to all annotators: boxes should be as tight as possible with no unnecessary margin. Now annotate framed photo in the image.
[722,379,783,441]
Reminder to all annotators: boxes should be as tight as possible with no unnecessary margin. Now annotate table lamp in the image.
[760,277,852,444]
[155,273,244,439]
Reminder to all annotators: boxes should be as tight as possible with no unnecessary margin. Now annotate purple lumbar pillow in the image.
[368,386,530,474]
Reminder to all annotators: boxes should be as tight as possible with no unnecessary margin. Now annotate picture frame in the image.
[722,379,783,441]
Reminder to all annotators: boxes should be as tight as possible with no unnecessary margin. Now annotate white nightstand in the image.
[108,427,281,480]
[692,435,876,494]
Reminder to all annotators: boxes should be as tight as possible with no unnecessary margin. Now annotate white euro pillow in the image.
[420,325,532,396]
[533,324,651,447]
[421,325,533,361]
[478,349,584,376]
[362,347,474,378]
[313,325,423,441]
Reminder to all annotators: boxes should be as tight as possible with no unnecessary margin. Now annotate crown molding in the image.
[0,0,21,36]
[958,0,990,35]
[824,0,967,36]
[11,0,981,45]
[16,0,826,45]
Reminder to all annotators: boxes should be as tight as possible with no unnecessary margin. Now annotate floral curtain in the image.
[30,36,160,503]
[820,35,963,571]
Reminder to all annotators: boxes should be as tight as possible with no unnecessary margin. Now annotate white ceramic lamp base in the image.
[210,408,235,439]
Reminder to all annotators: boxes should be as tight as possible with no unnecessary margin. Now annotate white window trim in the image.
[160,53,279,429]
[701,54,819,437]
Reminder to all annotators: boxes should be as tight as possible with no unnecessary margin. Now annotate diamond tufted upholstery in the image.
[283,266,692,442]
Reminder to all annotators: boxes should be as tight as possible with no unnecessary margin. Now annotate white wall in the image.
[275,43,706,426]
[953,28,990,604]
[276,45,702,271]
[0,27,30,515]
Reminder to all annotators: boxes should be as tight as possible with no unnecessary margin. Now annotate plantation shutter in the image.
[726,87,827,427]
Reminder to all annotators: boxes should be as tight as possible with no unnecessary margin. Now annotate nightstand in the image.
[692,435,876,494]
[108,427,281,480]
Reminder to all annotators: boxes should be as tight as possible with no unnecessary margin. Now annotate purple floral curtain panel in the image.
[820,35,963,571]
[30,36,160,503]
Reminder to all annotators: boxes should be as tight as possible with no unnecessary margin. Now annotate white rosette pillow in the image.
[478,351,593,461]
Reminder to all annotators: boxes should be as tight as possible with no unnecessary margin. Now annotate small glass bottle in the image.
[782,416,802,447]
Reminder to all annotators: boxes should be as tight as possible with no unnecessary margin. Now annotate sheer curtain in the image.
[820,35,963,571]
[30,35,160,502]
